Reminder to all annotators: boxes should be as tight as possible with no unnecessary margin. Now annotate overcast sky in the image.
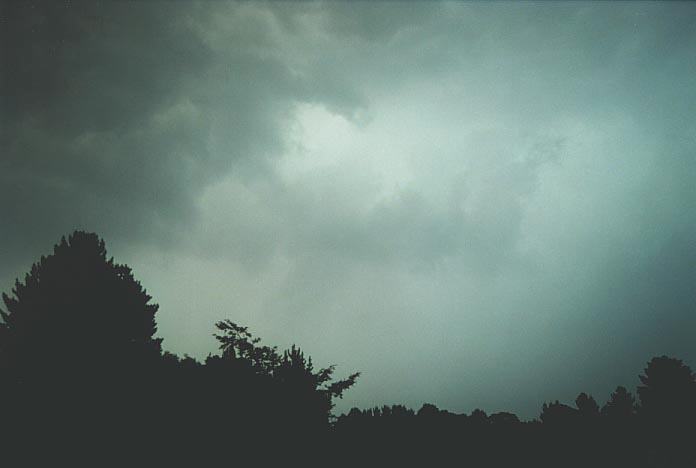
[2,1,695,419]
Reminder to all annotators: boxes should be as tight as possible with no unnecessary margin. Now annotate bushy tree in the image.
[0,231,166,456]
[540,401,577,425]
[575,392,600,418]
[213,319,359,428]
[636,356,696,465]
[0,231,162,383]
[469,408,489,425]
[417,403,442,418]
[637,356,696,426]
[601,386,636,420]
[489,411,520,426]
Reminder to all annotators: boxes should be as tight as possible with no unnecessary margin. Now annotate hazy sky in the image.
[2,1,695,419]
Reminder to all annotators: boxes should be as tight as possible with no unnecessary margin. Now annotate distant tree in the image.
[417,403,441,418]
[384,404,415,418]
[489,411,520,426]
[469,408,489,425]
[601,386,636,420]
[347,407,364,419]
[637,356,696,466]
[637,356,696,425]
[540,401,578,425]
[575,392,600,418]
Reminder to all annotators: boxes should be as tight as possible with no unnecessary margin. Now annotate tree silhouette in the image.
[0,231,166,460]
[601,386,636,420]
[0,231,161,383]
[417,402,442,418]
[469,408,489,425]
[489,411,520,426]
[636,356,696,466]
[637,355,696,423]
[575,392,600,418]
[3,230,696,466]
[540,400,577,425]
[213,319,359,429]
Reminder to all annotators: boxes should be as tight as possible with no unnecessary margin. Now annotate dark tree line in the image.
[1,231,694,467]
[0,231,357,463]
[333,357,696,467]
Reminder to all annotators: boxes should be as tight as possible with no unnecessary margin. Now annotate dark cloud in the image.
[1,1,215,262]
[0,0,364,267]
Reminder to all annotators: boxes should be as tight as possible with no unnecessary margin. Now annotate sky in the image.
[1,1,695,419]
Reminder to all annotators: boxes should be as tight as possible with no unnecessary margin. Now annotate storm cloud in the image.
[1,1,695,418]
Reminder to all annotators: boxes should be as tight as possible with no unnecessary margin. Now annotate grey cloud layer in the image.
[0,1,362,265]
[2,1,695,418]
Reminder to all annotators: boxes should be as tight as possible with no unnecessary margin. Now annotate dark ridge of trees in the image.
[335,364,695,467]
[0,231,358,463]
[1,231,695,467]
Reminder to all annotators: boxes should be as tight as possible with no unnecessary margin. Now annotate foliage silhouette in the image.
[636,356,696,466]
[601,385,636,420]
[540,400,578,425]
[0,231,161,381]
[575,392,600,417]
[638,355,696,424]
[0,231,167,462]
[212,319,359,430]
[0,231,358,463]
[1,231,695,467]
